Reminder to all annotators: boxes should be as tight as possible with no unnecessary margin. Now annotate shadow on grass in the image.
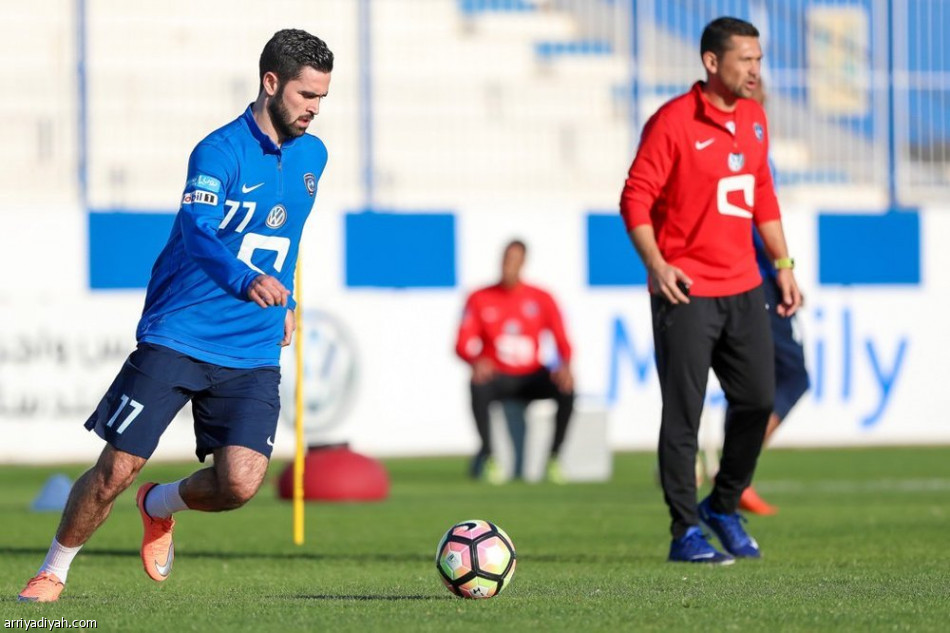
[291,594,451,601]
[0,546,653,565]
[0,593,450,604]
[0,546,427,564]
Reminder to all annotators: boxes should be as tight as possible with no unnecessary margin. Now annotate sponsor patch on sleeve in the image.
[186,174,222,193]
[192,191,219,205]
[182,190,219,206]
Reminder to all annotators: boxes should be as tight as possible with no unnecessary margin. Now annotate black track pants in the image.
[652,285,774,538]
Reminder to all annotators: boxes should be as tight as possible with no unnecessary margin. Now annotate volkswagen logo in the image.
[279,310,359,443]
[265,204,287,229]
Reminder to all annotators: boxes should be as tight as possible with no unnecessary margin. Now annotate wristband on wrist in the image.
[773,257,795,270]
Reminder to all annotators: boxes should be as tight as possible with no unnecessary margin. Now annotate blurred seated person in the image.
[455,239,574,483]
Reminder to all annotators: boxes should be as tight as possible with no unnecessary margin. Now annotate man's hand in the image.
[648,259,693,304]
[281,308,296,347]
[247,274,290,308]
[551,364,574,394]
[630,225,692,304]
[775,269,803,317]
[471,358,495,385]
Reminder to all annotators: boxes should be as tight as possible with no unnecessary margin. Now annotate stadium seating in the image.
[0,1,78,206]
[3,1,946,214]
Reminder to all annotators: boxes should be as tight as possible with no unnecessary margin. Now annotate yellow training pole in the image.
[293,259,305,546]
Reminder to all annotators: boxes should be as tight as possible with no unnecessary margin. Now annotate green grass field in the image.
[2,447,949,631]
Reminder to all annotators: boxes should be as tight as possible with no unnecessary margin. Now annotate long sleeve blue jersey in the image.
[753,156,779,281]
[136,106,328,368]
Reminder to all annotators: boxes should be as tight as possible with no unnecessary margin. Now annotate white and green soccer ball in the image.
[435,519,516,599]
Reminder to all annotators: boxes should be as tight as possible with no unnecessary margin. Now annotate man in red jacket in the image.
[620,17,802,564]
[455,240,574,484]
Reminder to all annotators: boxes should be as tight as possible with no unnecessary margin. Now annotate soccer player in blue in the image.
[18,29,333,603]
[736,77,810,515]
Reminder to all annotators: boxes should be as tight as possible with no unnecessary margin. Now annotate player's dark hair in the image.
[505,239,527,256]
[259,29,334,91]
[700,17,759,59]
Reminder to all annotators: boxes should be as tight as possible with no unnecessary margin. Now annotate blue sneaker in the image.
[698,496,762,558]
[668,526,735,564]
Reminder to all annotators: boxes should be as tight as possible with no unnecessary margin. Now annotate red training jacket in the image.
[620,81,781,297]
[455,282,572,375]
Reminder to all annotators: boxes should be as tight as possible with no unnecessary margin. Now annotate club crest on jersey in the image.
[522,300,539,318]
[304,173,316,196]
[754,123,764,142]
[728,152,745,172]
[265,204,287,229]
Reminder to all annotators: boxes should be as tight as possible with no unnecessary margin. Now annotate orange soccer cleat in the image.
[739,486,778,516]
[17,571,64,603]
[136,483,176,582]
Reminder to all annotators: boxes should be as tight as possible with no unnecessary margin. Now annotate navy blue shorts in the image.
[84,343,281,461]
[763,280,810,421]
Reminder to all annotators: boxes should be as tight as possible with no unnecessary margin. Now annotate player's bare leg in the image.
[135,446,268,583]
[179,445,269,511]
[60,446,147,545]
[19,446,145,602]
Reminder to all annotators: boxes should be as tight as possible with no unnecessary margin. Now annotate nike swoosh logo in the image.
[242,182,265,193]
[695,138,715,150]
[691,552,716,559]
[154,543,174,577]
[266,436,275,447]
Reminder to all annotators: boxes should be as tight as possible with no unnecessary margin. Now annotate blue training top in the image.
[137,106,328,368]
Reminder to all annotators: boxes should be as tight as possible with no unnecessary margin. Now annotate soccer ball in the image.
[435,519,516,599]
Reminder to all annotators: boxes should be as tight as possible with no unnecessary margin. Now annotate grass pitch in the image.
[2,447,948,631]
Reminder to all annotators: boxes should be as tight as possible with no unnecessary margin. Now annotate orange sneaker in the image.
[18,571,64,603]
[136,482,176,582]
[739,486,778,516]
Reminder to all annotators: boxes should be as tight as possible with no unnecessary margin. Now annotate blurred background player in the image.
[619,17,802,564]
[736,77,810,515]
[455,240,575,484]
[18,29,333,603]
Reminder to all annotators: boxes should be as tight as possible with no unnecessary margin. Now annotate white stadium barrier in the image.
[1,1,948,463]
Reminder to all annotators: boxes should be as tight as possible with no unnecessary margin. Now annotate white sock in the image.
[144,479,190,519]
[39,538,82,583]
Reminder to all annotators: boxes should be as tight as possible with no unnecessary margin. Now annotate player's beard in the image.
[731,76,756,99]
[268,86,306,141]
